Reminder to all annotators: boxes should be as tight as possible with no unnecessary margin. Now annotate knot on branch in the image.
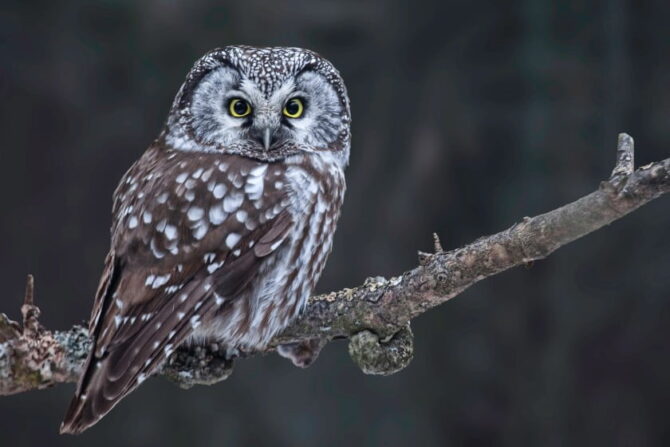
[348,323,414,375]
[162,344,235,389]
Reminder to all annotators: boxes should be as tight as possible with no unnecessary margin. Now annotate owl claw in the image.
[277,338,327,368]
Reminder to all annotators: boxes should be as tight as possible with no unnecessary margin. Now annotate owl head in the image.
[162,46,351,166]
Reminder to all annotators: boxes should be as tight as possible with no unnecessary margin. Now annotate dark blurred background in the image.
[1,1,669,446]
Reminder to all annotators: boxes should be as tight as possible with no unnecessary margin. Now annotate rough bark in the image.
[1,133,668,394]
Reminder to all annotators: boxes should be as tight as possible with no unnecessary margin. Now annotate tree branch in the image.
[1,133,668,394]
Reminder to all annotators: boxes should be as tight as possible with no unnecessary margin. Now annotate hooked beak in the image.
[263,128,272,151]
[251,126,277,151]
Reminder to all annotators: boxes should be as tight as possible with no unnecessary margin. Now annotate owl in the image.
[60,46,351,434]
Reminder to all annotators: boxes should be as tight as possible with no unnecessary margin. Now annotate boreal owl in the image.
[60,46,350,434]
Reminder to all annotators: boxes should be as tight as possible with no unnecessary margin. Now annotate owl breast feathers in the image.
[61,46,350,434]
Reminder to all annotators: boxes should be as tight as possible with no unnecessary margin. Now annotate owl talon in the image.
[163,344,235,389]
[277,338,327,368]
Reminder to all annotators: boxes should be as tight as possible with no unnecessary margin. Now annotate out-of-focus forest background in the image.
[1,1,669,446]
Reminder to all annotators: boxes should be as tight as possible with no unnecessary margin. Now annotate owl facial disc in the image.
[163,46,351,166]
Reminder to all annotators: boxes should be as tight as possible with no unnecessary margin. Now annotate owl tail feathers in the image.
[59,353,130,435]
[60,360,109,435]
[59,389,103,435]
[59,340,164,435]
[60,344,171,435]
[60,301,202,434]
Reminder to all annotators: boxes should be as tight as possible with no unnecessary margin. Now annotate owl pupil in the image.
[286,100,300,115]
[233,100,248,115]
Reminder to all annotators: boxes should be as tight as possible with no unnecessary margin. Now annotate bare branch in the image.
[1,133,668,394]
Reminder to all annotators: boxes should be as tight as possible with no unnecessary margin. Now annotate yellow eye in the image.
[283,97,304,118]
[228,98,251,118]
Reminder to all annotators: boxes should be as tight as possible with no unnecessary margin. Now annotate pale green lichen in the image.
[54,325,90,377]
[0,342,10,380]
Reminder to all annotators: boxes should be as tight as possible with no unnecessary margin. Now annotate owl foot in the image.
[277,338,327,368]
[163,343,235,389]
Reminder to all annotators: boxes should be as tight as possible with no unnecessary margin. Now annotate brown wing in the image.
[61,146,292,434]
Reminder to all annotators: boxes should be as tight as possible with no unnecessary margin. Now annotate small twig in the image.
[432,233,444,253]
[611,133,635,178]
[23,274,34,307]
[20,274,41,338]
